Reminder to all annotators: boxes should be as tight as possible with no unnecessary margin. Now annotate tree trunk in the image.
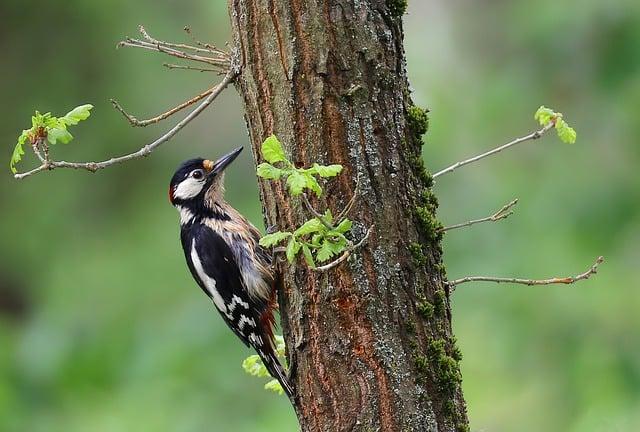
[228,1,469,431]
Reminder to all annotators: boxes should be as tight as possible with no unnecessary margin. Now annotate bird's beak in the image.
[204,146,243,177]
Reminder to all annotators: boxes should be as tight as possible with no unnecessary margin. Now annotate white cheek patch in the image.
[173,177,205,200]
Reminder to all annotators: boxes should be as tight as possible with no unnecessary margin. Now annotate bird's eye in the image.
[191,169,204,180]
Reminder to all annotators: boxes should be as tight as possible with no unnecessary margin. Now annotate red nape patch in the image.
[168,186,175,203]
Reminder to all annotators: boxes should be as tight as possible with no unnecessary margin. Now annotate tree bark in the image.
[228,1,469,431]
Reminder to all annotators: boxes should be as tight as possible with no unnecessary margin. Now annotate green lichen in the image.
[435,262,447,276]
[444,400,456,416]
[405,321,416,335]
[407,105,430,138]
[457,424,470,432]
[428,338,462,393]
[415,205,444,243]
[415,355,429,375]
[387,0,408,18]
[417,300,435,319]
[451,336,463,362]
[433,289,446,316]
[409,242,427,266]
[408,154,433,186]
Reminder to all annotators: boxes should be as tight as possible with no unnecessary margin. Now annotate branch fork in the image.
[14,26,238,180]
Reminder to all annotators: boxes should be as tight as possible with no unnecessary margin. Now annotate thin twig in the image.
[183,26,228,56]
[448,256,604,290]
[336,177,361,222]
[111,86,215,127]
[163,63,220,73]
[441,198,518,232]
[119,38,230,69]
[14,71,237,179]
[432,121,555,179]
[313,225,374,272]
[301,193,335,231]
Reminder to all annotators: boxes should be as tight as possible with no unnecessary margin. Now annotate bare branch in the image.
[183,26,228,57]
[433,121,555,179]
[313,225,374,272]
[441,198,518,232]
[448,256,604,290]
[111,86,216,127]
[14,71,237,180]
[335,177,361,222]
[163,63,220,73]
[117,26,230,72]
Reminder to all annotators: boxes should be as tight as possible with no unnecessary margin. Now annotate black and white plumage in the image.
[168,147,293,398]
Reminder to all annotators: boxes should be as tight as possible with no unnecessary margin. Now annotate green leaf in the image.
[316,238,347,262]
[294,218,325,237]
[301,244,316,268]
[286,171,307,196]
[259,231,291,247]
[261,135,286,164]
[334,218,353,234]
[256,163,284,179]
[312,163,343,178]
[323,208,334,225]
[264,379,284,395]
[242,355,270,378]
[47,127,73,145]
[10,130,29,174]
[286,237,301,263]
[534,105,555,126]
[303,172,323,197]
[61,104,93,126]
[311,234,323,247]
[555,119,577,144]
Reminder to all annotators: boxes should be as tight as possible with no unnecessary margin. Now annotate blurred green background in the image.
[1,0,638,431]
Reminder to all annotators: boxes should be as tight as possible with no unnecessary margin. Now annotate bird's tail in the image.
[259,347,295,400]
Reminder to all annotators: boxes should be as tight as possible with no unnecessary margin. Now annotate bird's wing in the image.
[182,224,264,347]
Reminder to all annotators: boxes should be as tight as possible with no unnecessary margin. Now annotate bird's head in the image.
[168,147,243,213]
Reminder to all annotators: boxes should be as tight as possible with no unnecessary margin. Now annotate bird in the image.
[168,146,294,398]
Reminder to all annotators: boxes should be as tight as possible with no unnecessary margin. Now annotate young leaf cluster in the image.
[534,105,577,144]
[10,104,93,173]
[241,335,287,395]
[257,135,343,196]
[257,135,353,268]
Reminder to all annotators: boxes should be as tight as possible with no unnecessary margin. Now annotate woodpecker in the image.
[168,146,293,398]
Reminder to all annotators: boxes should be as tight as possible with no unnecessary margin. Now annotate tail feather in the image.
[259,348,294,399]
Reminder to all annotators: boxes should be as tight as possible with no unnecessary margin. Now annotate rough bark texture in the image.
[228,1,469,431]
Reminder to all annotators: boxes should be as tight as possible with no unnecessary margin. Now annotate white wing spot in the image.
[238,315,256,332]
[248,332,263,346]
[227,295,250,314]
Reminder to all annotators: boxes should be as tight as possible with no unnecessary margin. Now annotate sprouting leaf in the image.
[555,119,577,144]
[261,134,286,164]
[242,355,270,378]
[47,127,73,145]
[10,130,30,173]
[534,106,555,126]
[334,218,353,234]
[312,163,343,178]
[264,379,284,395]
[301,244,316,268]
[259,231,292,247]
[303,172,323,197]
[316,238,347,262]
[311,234,323,247]
[286,171,307,196]
[294,218,325,237]
[323,208,334,225]
[286,237,301,263]
[61,104,93,125]
[256,163,284,179]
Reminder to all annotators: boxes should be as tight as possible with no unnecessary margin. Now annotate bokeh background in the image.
[1,0,638,431]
